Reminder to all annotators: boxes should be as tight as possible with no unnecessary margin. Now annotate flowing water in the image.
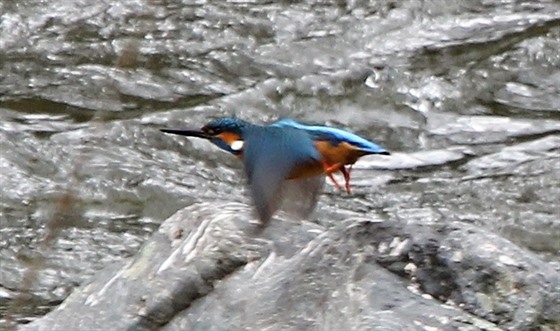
[1,0,559,325]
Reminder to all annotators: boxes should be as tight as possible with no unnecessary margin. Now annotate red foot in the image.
[323,162,353,194]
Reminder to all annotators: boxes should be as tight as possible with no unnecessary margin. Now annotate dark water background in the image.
[1,0,559,325]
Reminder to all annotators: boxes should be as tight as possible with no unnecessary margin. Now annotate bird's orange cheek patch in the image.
[217,132,241,145]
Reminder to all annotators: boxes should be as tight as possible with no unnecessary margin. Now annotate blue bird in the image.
[161,117,389,224]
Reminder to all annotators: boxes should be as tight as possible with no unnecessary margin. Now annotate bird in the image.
[161,117,389,225]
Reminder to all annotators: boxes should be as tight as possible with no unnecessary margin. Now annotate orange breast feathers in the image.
[314,140,366,168]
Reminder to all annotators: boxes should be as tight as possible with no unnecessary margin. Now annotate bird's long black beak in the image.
[160,128,211,139]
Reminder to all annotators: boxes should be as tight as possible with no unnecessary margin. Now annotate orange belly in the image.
[314,140,365,166]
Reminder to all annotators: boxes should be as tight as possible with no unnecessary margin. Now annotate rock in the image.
[21,202,559,331]
[372,218,560,330]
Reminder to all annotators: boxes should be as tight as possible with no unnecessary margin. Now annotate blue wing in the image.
[243,126,322,225]
[271,118,388,155]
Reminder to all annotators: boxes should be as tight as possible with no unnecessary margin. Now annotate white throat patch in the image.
[230,140,244,151]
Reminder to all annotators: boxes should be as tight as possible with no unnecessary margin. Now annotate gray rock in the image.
[21,202,559,331]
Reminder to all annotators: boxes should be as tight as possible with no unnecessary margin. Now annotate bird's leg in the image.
[339,165,353,194]
[322,162,344,191]
[323,162,342,174]
[326,172,343,191]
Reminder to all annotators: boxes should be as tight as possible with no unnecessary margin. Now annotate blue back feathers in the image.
[271,118,388,154]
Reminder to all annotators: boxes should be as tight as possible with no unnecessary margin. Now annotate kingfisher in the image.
[161,117,389,225]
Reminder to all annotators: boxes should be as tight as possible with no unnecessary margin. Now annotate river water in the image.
[1,0,559,325]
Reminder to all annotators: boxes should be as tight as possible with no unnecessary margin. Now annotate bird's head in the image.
[161,117,250,155]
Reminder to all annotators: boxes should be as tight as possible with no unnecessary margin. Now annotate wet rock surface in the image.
[21,202,559,331]
[1,0,559,329]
